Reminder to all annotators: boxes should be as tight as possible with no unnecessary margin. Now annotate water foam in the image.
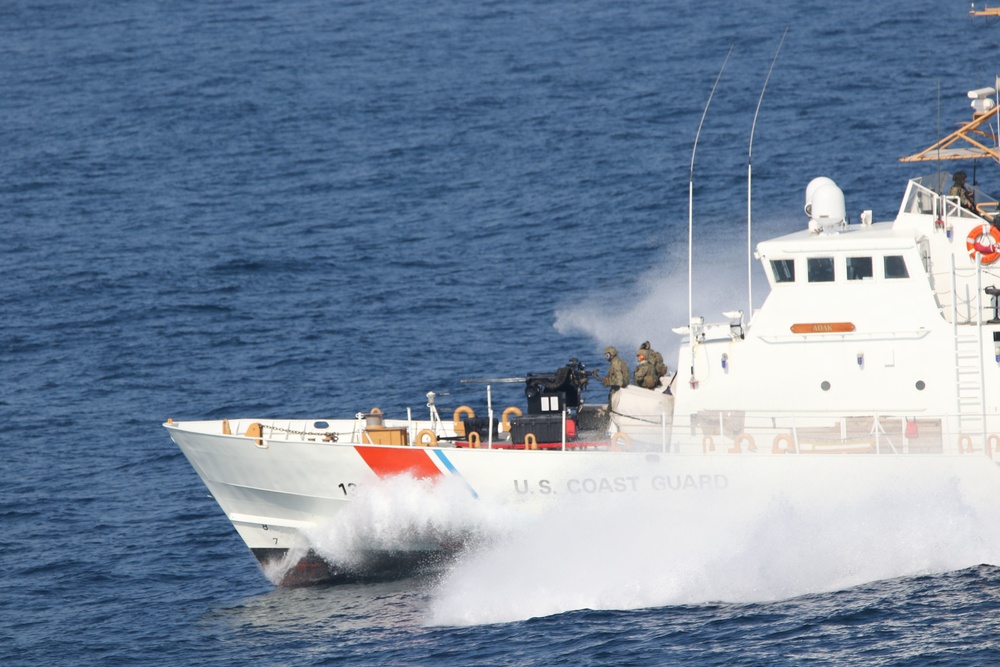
[303,474,522,572]
[426,466,1000,626]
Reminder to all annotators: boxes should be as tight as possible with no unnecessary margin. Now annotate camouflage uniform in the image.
[633,349,658,390]
[639,341,668,380]
[601,346,630,393]
[949,171,975,211]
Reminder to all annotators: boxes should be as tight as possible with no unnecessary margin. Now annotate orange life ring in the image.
[966,224,1000,264]
[501,406,522,431]
[468,431,481,448]
[416,429,437,447]
[772,433,794,454]
[702,435,715,452]
[610,432,632,452]
[524,433,538,450]
[958,434,973,454]
[730,432,756,454]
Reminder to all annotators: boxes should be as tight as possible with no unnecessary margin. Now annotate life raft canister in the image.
[966,224,1000,264]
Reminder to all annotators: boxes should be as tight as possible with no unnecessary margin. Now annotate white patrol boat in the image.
[165,86,1000,585]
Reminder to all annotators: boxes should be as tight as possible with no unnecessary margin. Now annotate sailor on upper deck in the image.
[950,171,976,213]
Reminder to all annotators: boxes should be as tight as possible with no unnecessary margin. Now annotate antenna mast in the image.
[747,28,788,320]
[688,46,733,330]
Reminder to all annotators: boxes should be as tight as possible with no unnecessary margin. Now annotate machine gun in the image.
[461,358,592,414]
[524,358,590,413]
[460,357,607,440]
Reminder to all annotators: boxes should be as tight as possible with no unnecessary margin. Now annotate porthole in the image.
[915,381,925,391]
[821,381,831,391]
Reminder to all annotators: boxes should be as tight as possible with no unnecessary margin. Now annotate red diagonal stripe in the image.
[355,446,443,480]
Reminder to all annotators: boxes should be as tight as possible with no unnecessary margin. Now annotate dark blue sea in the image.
[5,1,1000,664]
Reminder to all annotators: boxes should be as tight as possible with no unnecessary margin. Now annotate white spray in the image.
[426,464,1000,626]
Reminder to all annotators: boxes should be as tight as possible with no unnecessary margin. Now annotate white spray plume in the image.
[302,475,521,572]
[426,464,1000,626]
[552,216,790,360]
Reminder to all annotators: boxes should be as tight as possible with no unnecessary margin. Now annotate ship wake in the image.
[426,464,1000,626]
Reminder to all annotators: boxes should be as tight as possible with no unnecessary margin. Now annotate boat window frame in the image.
[846,256,874,281]
[806,256,836,283]
[770,258,796,284]
[884,255,909,279]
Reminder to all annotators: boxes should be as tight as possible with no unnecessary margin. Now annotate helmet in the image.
[604,346,618,359]
[640,341,650,350]
[954,171,967,181]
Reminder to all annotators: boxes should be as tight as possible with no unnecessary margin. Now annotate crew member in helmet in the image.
[595,346,629,400]
[633,348,658,389]
[639,341,668,383]
[950,171,976,212]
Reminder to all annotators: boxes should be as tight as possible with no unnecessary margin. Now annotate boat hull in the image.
[167,420,1000,584]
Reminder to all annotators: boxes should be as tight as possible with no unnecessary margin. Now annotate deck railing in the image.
[615,410,1000,457]
[218,411,1000,458]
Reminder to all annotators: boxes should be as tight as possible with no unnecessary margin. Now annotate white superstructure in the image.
[645,173,1000,454]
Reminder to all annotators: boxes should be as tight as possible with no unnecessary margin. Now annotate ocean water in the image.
[4,0,1000,664]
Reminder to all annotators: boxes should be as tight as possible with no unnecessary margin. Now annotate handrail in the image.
[613,410,1000,457]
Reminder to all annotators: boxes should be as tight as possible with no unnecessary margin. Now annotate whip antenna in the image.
[688,45,734,330]
[747,28,788,319]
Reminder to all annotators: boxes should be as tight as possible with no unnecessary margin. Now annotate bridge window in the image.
[884,255,909,279]
[807,257,835,283]
[846,257,873,280]
[771,259,795,283]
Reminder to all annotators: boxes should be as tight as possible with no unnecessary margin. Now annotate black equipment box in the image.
[509,414,566,445]
[576,404,609,433]
[462,417,499,440]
